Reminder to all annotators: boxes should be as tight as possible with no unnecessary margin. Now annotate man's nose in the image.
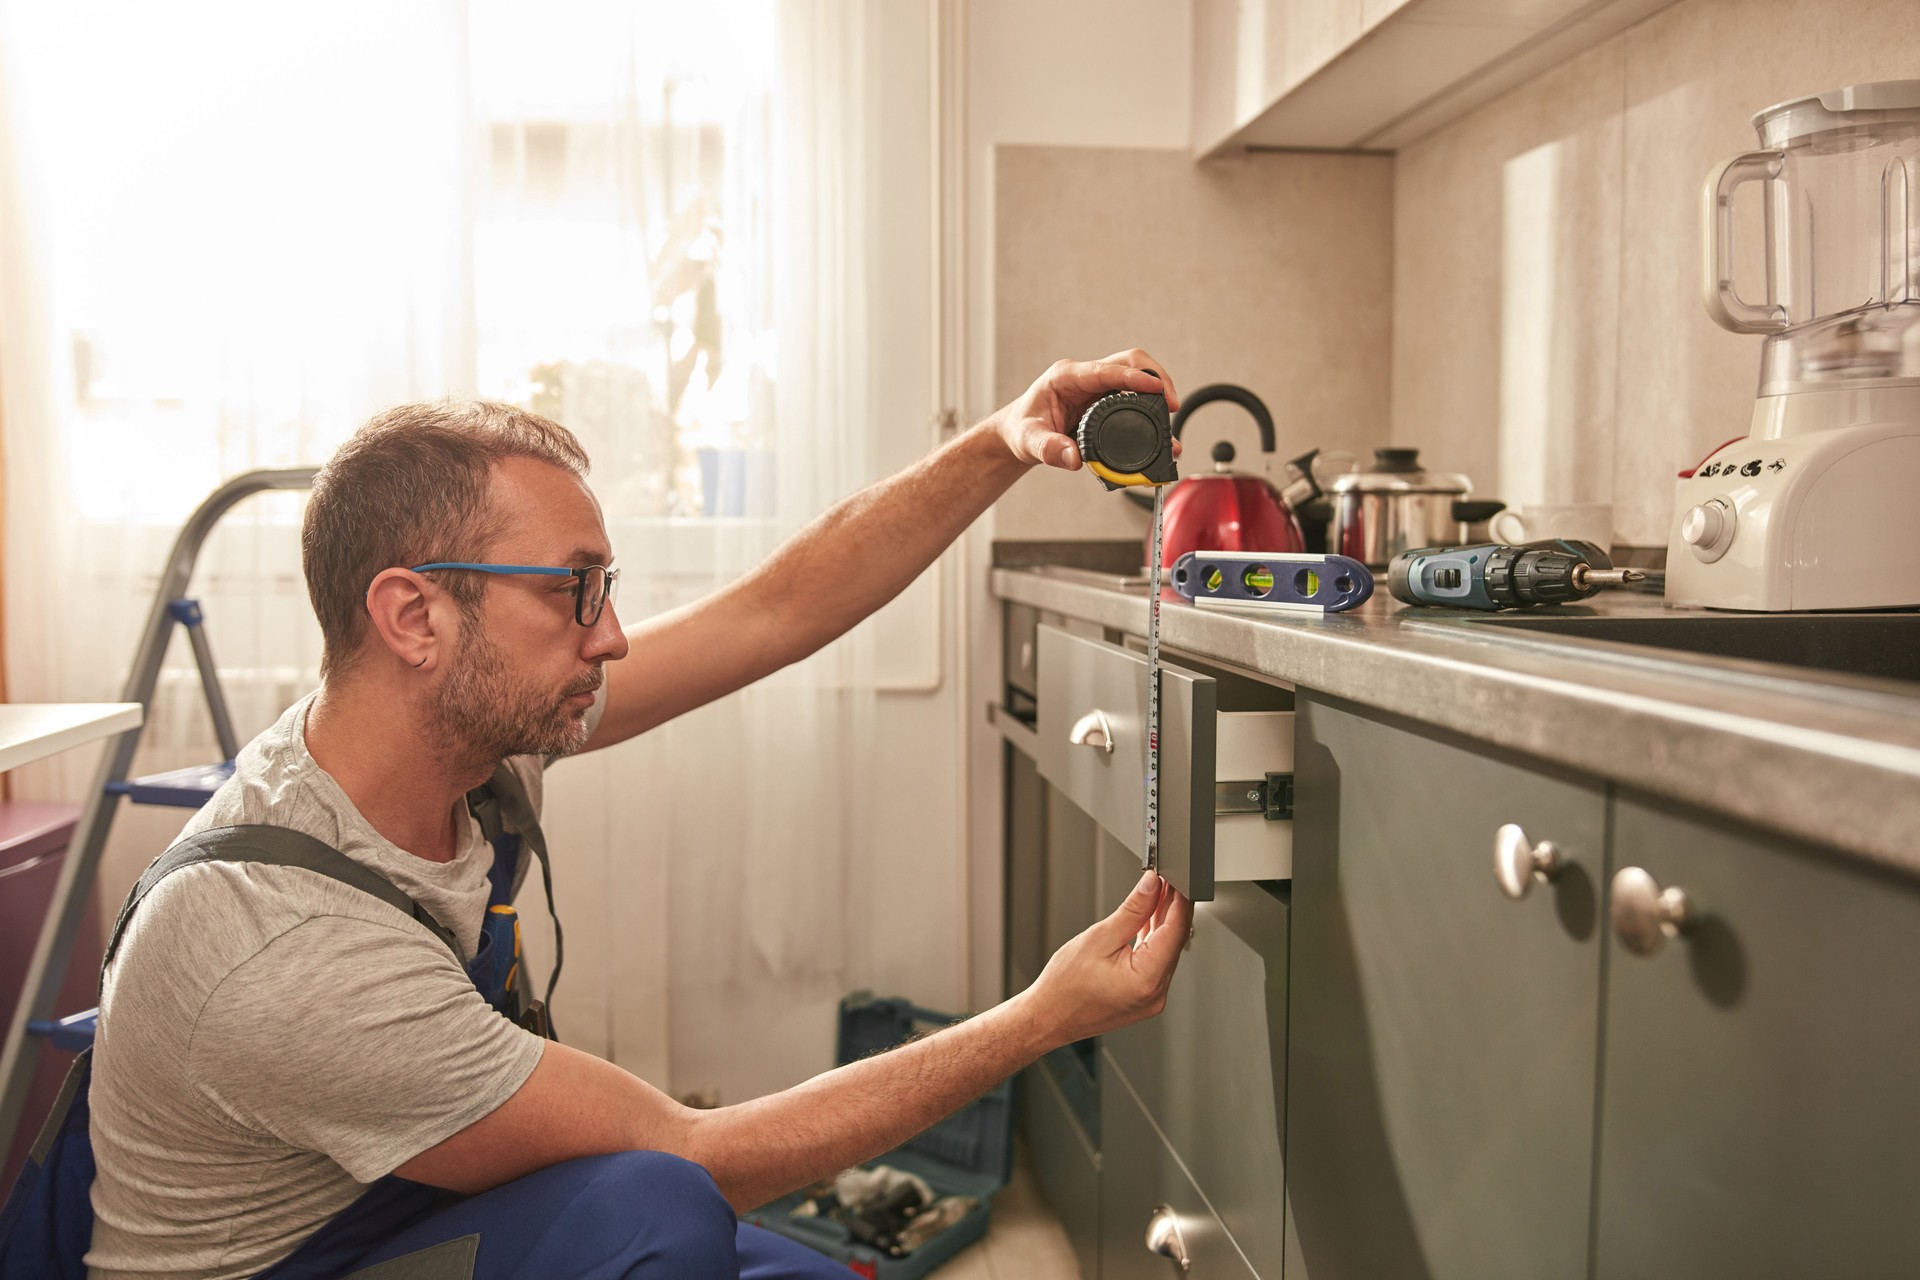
[584,601,630,662]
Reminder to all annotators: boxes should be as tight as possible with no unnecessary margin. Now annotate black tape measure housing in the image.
[1076,391,1177,491]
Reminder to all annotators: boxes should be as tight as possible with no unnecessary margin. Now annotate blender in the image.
[1670,80,1920,611]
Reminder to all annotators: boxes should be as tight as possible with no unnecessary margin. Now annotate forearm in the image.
[747,419,1026,664]
[585,353,1171,746]
[682,988,1052,1211]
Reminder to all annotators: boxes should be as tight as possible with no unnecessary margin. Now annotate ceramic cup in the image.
[1490,503,1614,550]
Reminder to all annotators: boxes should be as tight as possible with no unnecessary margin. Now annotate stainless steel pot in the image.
[1328,449,1499,568]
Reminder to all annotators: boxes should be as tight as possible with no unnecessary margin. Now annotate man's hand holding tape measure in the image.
[993,348,1183,471]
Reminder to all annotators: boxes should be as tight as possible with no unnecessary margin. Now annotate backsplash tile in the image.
[1393,0,1920,548]
[993,144,1393,544]
[1392,35,1625,524]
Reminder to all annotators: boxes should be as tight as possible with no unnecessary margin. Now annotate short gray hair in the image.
[303,401,590,679]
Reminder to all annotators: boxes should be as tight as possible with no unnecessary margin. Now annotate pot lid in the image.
[1327,447,1471,496]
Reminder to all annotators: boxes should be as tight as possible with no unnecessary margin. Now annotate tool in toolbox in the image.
[1387,538,1646,610]
[1075,385,1179,872]
[1172,551,1374,612]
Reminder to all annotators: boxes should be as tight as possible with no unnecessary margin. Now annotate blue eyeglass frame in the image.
[409,562,620,627]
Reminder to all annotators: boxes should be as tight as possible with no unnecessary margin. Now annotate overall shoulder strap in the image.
[466,764,563,1008]
[104,825,463,978]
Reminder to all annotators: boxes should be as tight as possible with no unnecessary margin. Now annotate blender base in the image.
[1667,396,1920,611]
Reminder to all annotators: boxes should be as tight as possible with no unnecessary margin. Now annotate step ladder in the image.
[0,467,316,1159]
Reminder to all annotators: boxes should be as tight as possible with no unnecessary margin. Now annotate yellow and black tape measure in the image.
[1076,390,1177,491]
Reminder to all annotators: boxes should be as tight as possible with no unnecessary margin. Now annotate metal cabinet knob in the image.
[1494,823,1562,900]
[1611,866,1693,955]
[1144,1205,1191,1272]
[1068,709,1115,754]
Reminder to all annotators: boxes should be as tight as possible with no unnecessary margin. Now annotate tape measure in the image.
[1076,388,1177,872]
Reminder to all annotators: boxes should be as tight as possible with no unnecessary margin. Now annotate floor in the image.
[935,1147,1083,1280]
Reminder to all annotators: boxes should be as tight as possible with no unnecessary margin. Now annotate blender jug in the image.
[1703,80,1920,401]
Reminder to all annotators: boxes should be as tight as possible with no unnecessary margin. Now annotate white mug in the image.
[1490,503,1613,549]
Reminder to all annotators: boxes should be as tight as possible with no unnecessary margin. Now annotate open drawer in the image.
[1035,623,1294,900]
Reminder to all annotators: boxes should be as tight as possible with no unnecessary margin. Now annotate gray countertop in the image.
[993,565,1920,878]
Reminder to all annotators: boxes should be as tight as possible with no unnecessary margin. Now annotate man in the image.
[84,352,1193,1279]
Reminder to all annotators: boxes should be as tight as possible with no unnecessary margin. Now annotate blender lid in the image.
[1753,79,1920,140]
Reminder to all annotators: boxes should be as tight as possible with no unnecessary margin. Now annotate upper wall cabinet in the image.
[1191,0,1675,154]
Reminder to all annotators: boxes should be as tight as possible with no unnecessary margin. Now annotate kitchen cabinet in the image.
[994,575,1920,1279]
[1099,1064,1259,1280]
[1190,0,1675,154]
[1101,837,1289,1280]
[1005,747,1048,996]
[1593,795,1920,1280]
[1286,692,1606,1280]
[1005,738,1104,1276]
[1026,1053,1103,1280]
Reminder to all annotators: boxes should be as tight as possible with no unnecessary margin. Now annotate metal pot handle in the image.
[1702,151,1790,334]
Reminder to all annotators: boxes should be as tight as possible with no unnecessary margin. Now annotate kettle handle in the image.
[1170,384,1276,453]
[1702,151,1789,334]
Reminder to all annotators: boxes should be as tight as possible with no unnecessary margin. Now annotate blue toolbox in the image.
[741,993,1015,1278]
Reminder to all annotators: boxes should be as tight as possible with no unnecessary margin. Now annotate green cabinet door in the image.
[1595,794,1920,1280]
[1286,695,1606,1280]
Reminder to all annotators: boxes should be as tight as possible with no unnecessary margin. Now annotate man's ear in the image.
[364,568,449,671]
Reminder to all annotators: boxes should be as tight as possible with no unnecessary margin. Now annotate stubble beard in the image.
[427,616,602,778]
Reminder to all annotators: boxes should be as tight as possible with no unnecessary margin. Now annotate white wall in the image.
[960,0,1193,1006]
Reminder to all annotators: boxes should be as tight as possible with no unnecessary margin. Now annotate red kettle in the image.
[1133,384,1313,577]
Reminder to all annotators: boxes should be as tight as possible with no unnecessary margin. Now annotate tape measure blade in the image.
[1145,484,1164,874]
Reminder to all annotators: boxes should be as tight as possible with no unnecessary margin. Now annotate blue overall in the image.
[0,788,849,1280]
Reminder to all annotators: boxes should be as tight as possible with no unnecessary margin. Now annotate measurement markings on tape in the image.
[1144,484,1164,869]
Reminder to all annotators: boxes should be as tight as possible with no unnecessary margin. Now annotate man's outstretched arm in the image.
[582,351,1179,750]
[395,870,1190,1209]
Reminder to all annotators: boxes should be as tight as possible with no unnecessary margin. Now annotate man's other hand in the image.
[996,350,1183,471]
[1025,870,1192,1046]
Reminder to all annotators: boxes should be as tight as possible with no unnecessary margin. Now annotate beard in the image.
[426,617,603,777]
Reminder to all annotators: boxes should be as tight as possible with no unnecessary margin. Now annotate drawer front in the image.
[1025,1061,1101,1280]
[1100,1058,1262,1280]
[1102,840,1288,1278]
[1038,624,1298,896]
[1005,602,1040,699]
[1036,623,1217,898]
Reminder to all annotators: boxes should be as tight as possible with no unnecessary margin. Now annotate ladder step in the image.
[107,760,236,808]
[26,1009,98,1051]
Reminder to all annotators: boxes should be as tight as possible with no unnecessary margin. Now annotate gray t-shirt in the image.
[84,690,593,1280]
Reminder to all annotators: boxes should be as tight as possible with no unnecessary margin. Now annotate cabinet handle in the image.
[1611,866,1694,955]
[1144,1204,1191,1272]
[1494,823,1562,900]
[1068,709,1115,755]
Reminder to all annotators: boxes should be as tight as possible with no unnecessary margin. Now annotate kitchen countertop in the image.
[993,565,1920,878]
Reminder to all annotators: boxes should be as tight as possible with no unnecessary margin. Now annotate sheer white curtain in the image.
[1,0,905,1099]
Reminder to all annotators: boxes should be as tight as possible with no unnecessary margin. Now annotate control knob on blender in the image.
[1680,497,1736,562]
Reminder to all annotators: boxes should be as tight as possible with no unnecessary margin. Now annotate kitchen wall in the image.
[993,145,1394,543]
[1391,0,1920,549]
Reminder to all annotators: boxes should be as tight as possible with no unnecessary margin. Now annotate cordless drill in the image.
[1388,539,1645,610]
